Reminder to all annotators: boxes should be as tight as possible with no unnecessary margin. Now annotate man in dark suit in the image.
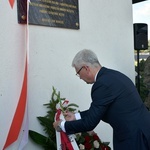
[53,49,150,150]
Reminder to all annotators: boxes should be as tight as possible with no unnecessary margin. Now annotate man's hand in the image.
[53,120,62,132]
[63,111,76,121]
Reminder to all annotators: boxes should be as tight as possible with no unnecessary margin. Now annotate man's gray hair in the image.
[72,49,100,68]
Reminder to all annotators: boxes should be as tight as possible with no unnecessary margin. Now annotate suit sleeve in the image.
[65,82,115,134]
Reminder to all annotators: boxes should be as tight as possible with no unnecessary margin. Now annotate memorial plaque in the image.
[17,0,27,24]
[29,0,79,29]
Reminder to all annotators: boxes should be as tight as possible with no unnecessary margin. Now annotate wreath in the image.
[29,87,111,150]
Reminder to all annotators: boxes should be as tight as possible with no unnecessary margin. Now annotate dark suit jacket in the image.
[65,67,150,150]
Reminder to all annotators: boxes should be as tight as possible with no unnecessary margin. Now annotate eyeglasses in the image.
[76,66,84,77]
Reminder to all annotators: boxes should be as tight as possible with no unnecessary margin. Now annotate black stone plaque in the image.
[17,0,27,24]
[29,0,79,29]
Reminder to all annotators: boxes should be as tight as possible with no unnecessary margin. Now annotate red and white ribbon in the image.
[55,101,79,150]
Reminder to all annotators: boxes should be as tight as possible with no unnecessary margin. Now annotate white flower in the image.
[93,140,100,148]
[76,133,82,136]
[56,103,60,110]
[79,144,85,150]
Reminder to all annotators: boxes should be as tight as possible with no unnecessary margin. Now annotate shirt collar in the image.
[94,71,99,82]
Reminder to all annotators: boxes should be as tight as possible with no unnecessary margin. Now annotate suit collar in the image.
[95,67,106,81]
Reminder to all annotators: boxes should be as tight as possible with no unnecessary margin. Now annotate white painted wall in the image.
[0,0,135,149]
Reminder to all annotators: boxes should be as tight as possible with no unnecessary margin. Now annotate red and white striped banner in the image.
[9,0,15,8]
[3,58,28,150]
[3,1,29,149]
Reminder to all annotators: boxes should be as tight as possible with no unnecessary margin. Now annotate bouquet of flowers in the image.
[75,131,111,150]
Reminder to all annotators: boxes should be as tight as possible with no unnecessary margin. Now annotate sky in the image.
[132,1,150,39]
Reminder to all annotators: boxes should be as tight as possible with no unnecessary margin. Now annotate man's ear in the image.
[85,66,90,74]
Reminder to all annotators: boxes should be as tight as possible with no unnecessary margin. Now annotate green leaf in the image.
[29,130,57,149]
[29,130,49,145]
[67,103,79,108]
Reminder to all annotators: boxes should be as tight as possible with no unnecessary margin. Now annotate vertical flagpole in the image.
[18,1,29,149]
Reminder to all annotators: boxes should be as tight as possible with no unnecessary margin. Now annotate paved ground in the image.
[134,53,150,61]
